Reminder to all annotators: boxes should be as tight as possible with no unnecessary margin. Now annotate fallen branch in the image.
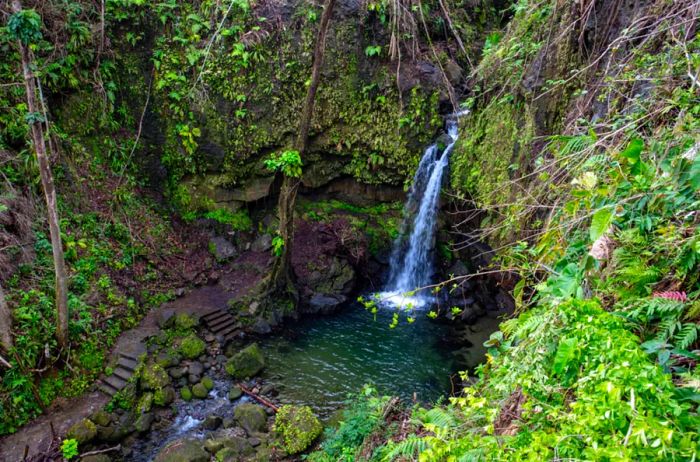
[80,445,121,457]
[237,383,279,412]
[0,354,11,369]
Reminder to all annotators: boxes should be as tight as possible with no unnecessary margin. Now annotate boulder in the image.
[188,361,204,376]
[234,403,268,434]
[140,363,171,391]
[201,376,214,391]
[251,234,272,252]
[169,366,188,379]
[251,318,272,334]
[192,382,209,399]
[228,386,243,401]
[90,410,112,427]
[154,386,176,406]
[134,412,154,433]
[154,438,209,462]
[306,293,346,314]
[67,418,97,444]
[272,405,322,454]
[179,334,206,360]
[210,237,237,261]
[214,437,254,461]
[137,393,153,413]
[180,386,193,401]
[225,343,265,379]
[202,415,223,431]
[82,455,111,462]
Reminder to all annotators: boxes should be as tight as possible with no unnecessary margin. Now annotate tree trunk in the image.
[12,0,69,349]
[0,284,13,352]
[267,0,337,298]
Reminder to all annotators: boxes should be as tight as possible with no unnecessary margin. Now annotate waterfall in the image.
[379,116,462,309]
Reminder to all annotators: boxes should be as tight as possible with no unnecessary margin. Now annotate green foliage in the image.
[203,208,252,231]
[179,334,206,359]
[364,45,382,57]
[264,150,303,178]
[273,405,322,454]
[7,9,42,45]
[60,438,79,460]
[271,235,284,257]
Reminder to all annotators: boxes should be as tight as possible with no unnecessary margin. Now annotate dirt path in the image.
[0,284,237,462]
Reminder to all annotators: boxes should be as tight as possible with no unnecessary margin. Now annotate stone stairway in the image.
[202,309,241,342]
[98,352,139,397]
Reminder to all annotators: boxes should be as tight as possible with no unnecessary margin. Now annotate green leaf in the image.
[552,337,577,375]
[620,138,644,164]
[590,206,614,242]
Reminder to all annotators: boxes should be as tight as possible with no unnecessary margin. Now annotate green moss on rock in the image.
[272,405,322,454]
[201,376,214,391]
[140,363,171,391]
[192,382,209,399]
[225,343,265,379]
[234,403,267,434]
[67,418,97,444]
[180,386,193,401]
[179,334,206,359]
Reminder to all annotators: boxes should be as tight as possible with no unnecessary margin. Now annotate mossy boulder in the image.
[154,438,209,462]
[140,363,171,391]
[214,437,255,461]
[179,334,206,359]
[154,386,176,406]
[173,313,199,330]
[90,410,112,427]
[181,386,193,401]
[272,405,322,454]
[137,392,154,413]
[66,418,97,444]
[192,382,209,399]
[201,376,214,391]
[234,403,268,434]
[225,343,265,379]
[228,386,243,400]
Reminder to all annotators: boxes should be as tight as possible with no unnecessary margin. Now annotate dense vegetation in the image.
[0,0,698,461]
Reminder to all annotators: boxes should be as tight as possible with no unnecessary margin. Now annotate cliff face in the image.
[449,0,699,247]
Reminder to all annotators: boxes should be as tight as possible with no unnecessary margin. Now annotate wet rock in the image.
[225,343,265,379]
[169,366,188,379]
[135,412,154,433]
[188,361,204,376]
[154,438,209,462]
[209,236,238,261]
[157,351,181,368]
[228,386,243,400]
[307,293,346,314]
[98,412,136,443]
[192,382,209,399]
[234,403,268,435]
[188,374,201,384]
[260,384,277,397]
[67,418,97,444]
[202,415,223,431]
[444,59,463,86]
[251,318,272,334]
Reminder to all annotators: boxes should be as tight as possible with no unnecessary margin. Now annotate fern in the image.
[381,436,428,461]
[654,317,681,343]
[674,323,699,350]
[420,407,457,429]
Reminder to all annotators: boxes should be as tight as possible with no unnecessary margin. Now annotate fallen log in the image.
[237,383,279,412]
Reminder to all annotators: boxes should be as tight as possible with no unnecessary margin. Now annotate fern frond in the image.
[421,407,457,429]
[654,318,681,343]
[674,323,699,350]
[381,436,428,461]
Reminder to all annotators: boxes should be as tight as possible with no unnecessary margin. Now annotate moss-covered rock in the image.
[179,334,206,359]
[173,313,199,330]
[154,438,209,462]
[154,386,176,406]
[228,386,243,400]
[192,382,209,399]
[201,376,214,391]
[137,392,154,413]
[180,386,193,401]
[272,405,322,454]
[234,403,267,434]
[139,363,171,391]
[66,418,97,444]
[225,343,265,379]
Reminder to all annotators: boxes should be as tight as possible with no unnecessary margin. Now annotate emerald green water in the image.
[260,303,460,417]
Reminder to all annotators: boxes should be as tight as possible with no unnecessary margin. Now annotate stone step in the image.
[113,367,132,382]
[99,381,118,396]
[103,374,128,391]
[116,356,138,372]
[203,310,228,324]
[119,352,139,362]
[223,329,244,343]
[209,316,236,333]
[218,323,241,338]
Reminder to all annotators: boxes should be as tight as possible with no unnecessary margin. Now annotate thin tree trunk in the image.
[12,0,69,349]
[0,284,13,352]
[267,0,337,297]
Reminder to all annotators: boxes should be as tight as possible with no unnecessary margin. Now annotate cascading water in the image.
[379,114,463,308]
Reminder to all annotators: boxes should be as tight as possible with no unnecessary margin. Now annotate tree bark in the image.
[0,284,13,352]
[267,0,337,298]
[12,0,69,349]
